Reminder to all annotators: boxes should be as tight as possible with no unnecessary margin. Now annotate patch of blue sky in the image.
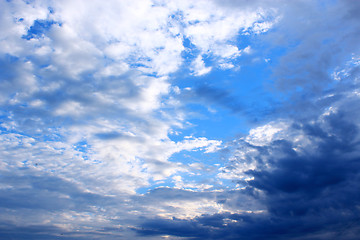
[168,39,202,76]
[170,59,278,142]
[48,7,55,14]
[181,103,247,140]
[73,140,90,161]
[129,62,160,78]
[21,160,29,167]
[227,63,279,117]
[0,124,8,134]
[22,19,59,40]
[235,30,252,47]
[171,32,288,135]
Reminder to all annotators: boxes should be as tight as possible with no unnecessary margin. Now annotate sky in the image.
[1,0,360,239]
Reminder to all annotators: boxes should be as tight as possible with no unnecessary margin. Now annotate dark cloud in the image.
[0,224,69,240]
[0,223,123,240]
[0,170,113,211]
[268,0,360,93]
[95,131,133,140]
[135,102,360,239]
[242,114,360,239]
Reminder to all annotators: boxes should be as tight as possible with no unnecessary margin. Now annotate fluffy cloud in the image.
[1,0,241,194]
[190,55,212,76]
[0,0,272,192]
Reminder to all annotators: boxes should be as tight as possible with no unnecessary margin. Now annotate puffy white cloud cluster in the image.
[0,0,274,197]
[0,1,276,237]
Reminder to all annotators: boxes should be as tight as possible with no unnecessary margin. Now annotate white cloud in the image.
[245,121,289,146]
[0,0,284,238]
[212,44,241,59]
[191,55,212,76]
[219,62,235,70]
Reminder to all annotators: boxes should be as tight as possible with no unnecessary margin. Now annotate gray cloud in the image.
[269,0,360,93]
[135,88,360,239]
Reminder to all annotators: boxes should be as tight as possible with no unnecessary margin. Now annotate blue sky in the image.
[1,0,360,239]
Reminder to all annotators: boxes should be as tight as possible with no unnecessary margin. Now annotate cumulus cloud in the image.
[190,55,212,76]
[0,0,235,194]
